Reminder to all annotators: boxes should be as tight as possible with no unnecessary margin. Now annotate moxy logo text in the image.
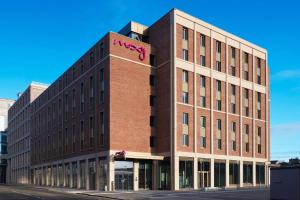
[113,39,146,61]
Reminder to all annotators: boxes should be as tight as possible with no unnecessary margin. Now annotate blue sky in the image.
[0,0,299,160]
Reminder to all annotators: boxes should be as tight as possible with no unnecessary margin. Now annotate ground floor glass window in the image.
[229,162,239,185]
[198,160,210,188]
[243,163,253,184]
[114,161,133,190]
[179,160,193,189]
[214,162,225,187]
[256,164,265,185]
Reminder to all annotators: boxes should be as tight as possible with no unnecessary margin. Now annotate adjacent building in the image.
[26,8,269,191]
[7,82,48,184]
[0,98,15,183]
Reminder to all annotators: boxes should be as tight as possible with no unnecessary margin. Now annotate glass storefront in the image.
[138,161,152,190]
[53,166,57,186]
[229,162,239,185]
[65,163,70,187]
[115,161,133,190]
[179,160,193,189]
[88,159,96,190]
[72,162,77,188]
[214,161,225,188]
[58,165,63,187]
[198,160,210,188]
[159,161,170,190]
[256,164,265,185]
[99,158,107,190]
[243,163,253,184]
[79,161,86,189]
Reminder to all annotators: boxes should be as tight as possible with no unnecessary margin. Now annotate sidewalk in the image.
[32,185,269,200]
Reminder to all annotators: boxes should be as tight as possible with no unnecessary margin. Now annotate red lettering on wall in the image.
[113,39,146,61]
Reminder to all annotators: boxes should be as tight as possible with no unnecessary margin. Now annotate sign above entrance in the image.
[114,150,126,160]
[113,39,146,61]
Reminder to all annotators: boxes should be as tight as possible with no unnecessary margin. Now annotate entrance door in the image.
[114,161,133,190]
[159,162,170,190]
[115,172,133,190]
[198,172,209,188]
[89,160,96,190]
[139,161,152,190]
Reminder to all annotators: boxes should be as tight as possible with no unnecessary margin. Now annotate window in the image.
[200,116,206,148]
[150,54,156,66]
[100,112,104,146]
[90,52,95,67]
[100,69,104,103]
[150,116,156,127]
[216,80,221,92]
[182,27,188,40]
[150,136,156,147]
[100,43,104,59]
[232,47,236,59]
[72,67,76,81]
[72,124,76,152]
[216,100,222,111]
[89,116,94,147]
[216,80,222,111]
[257,57,261,84]
[182,92,188,104]
[216,61,221,72]
[200,75,206,88]
[150,74,156,86]
[244,52,249,80]
[183,70,188,83]
[244,89,249,116]
[216,41,221,53]
[64,94,68,121]
[200,34,205,47]
[216,119,222,150]
[200,96,206,108]
[257,127,262,154]
[200,55,205,66]
[244,124,249,152]
[182,49,188,61]
[257,92,261,119]
[89,76,94,107]
[182,113,188,125]
[80,82,84,113]
[232,122,236,151]
[80,61,84,74]
[182,134,188,146]
[150,95,156,106]
[231,84,236,96]
[80,120,84,149]
[72,89,76,116]
[231,85,236,114]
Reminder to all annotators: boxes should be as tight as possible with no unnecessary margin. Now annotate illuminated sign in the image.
[114,150,126,160]
[113,39,146,61]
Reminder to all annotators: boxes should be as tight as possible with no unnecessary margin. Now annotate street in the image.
[0,185,270,200]
[0,185,107,200]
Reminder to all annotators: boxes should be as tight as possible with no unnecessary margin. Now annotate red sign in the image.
[113,39,146,61]
[114,150,126,160]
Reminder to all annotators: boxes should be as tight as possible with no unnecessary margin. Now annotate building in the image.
[0,98,15,184]
[7,82,48,184]
[271,166,300,200]
[29,8,270,191]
